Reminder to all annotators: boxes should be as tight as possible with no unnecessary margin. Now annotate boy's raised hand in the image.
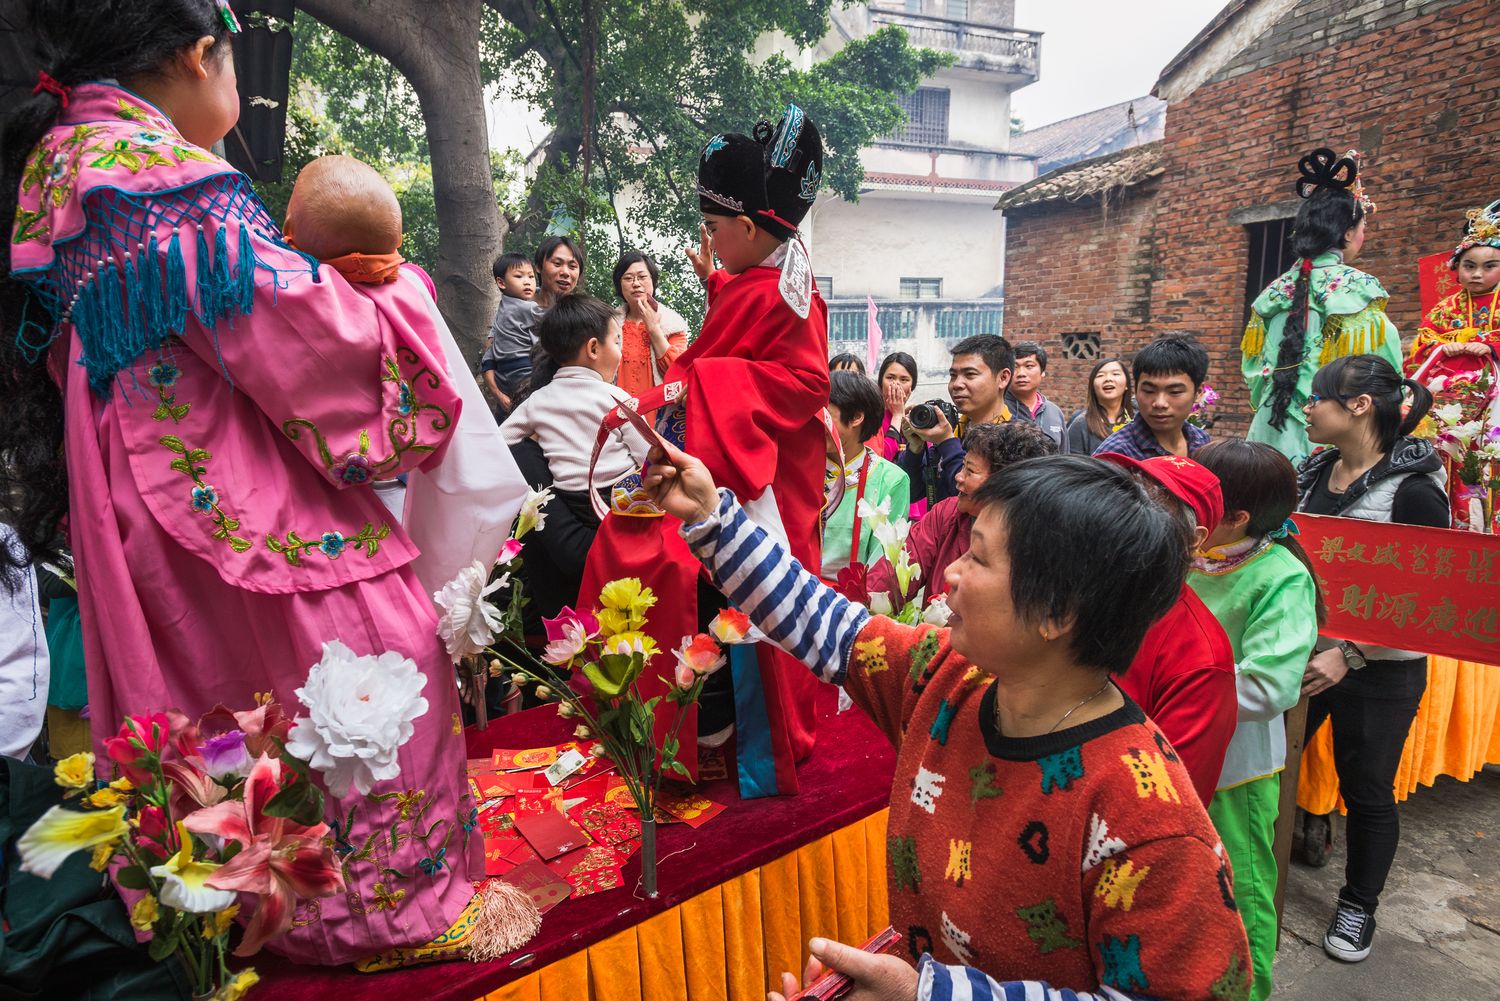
[642,439,720,525]
[686,223,714,283]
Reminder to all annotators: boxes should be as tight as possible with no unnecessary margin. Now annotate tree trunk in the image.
[296,0,501,365]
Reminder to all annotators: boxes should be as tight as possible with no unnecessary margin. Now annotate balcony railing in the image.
[869,11,1040,78]
[827,298,1004,375]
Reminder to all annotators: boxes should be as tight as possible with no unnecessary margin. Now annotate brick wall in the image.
[999,0,1500,438]
[1000,176,1159,420]
[1151,0,1500,436]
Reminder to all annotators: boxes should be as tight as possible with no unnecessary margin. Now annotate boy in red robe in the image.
[578,106,829,797]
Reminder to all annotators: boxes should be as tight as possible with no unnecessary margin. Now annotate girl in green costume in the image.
[1190,439,1325,1001]
[1243,149,1402,467]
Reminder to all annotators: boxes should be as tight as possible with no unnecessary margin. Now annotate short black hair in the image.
[534,235,584,276]
[612,250,659,300]
[829,352,866,375]
[1014,341,1048,372]
[971,456,1189,675]
[950,334,1015,377]
[493,252,531,279]
[523,294,617,397]
[1132,336,1209,389]
[829,370,883,435]
[963,421,1058,470]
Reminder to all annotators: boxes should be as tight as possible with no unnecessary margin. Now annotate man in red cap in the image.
[1097,453,1238,806]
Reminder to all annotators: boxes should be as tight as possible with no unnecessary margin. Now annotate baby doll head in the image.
[284,155,402,261]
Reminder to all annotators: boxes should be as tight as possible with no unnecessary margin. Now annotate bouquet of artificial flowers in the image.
[19,700,342,999]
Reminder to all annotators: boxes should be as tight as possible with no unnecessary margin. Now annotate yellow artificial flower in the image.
[18,804,129,878]
[89,839,119,872]
[216,968,260,1001]
[108,776,135,792]
[597,578,656,632]
[203,903,240,940]
[603,630,659,660]
[53,751,95,791]
[130,893,159,931]
[150,822,238,914]
[596,607,630,637]
[85,786,128,809]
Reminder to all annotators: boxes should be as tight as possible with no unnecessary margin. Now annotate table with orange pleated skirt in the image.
[1297,655,1500,814]
[256,685,897,1001]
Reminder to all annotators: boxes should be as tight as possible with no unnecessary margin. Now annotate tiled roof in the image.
[1009,96,1166,174]
[994,140,1163,212]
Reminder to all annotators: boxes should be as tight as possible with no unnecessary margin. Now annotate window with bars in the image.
[945,0,970,19]
[889,88,950,146]
[828,307,917,341]
[814,275,833,298]
[1243,218,1296,321]
[899,277,943,299]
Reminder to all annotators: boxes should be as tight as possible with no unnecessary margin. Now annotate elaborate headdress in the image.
[1449,199,1500,268]
[1295,147,1375,215]
[697,104,823,242]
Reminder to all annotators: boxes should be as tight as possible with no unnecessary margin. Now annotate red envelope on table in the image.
[516,786,565,817]
[697,746,730,782]
[570,799,641,847]
[657,790,726,828]
[514,806,590,860]
[498,862,572,915]
[490,744,567,771]
[547,843,628,897]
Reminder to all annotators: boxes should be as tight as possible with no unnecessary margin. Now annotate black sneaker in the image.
[1324,899,1375,961]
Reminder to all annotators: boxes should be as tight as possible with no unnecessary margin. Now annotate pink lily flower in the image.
[542,606,602,665]
[183,755,342,956]
[497,537,524,566]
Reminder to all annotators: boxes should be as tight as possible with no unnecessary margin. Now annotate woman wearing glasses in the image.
[1294,354,1447,965]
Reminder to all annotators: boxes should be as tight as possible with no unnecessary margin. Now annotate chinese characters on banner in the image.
[1293,513,1500,664]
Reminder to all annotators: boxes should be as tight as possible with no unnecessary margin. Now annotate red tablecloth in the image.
[256,686,895,1000]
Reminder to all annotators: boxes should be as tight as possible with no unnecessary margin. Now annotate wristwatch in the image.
[1337,640,1367,671]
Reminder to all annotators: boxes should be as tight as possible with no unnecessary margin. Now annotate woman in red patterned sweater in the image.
[643,446,1253,1001]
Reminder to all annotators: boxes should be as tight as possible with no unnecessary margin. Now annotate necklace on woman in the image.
[1048,678,1114,733]
[996,677,1115,735]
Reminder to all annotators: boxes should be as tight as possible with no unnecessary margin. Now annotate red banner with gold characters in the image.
[1418,250,1459,316]
[1293,513,1500,664]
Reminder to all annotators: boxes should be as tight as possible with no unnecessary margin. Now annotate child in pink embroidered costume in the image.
[2,2,502,966]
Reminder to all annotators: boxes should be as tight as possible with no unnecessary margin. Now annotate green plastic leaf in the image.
[115,865,150,890]
[147,927,180,961]
[263,777,324,826]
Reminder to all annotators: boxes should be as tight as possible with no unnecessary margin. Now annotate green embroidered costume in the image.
[1241,253,1402,466]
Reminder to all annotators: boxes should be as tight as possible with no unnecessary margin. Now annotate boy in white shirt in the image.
[501,295,649,491]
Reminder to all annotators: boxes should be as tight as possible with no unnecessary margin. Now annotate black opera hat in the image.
[697,104,823,242]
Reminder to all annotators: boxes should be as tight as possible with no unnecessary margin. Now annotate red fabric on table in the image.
[254,685,894,1000]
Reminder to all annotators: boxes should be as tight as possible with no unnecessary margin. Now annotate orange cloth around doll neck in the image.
[321,251,405,284]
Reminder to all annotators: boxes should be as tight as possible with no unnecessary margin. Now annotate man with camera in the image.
[897,334,1017,508]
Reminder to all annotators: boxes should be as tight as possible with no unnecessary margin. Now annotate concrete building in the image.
[808,1,1040,376]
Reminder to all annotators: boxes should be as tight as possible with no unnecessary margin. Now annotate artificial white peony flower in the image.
[285,640,430,798]
[855,496,891,526]
[1431,402,1465,426]
[515,486,555,539]
[922,594,952,627]
[433,560,508,660]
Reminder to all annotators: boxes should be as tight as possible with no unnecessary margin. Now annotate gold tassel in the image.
[1319,329,1337,365]
[467,879,543,962]
[1241,313,1266,358]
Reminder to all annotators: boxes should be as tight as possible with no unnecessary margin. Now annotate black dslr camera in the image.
[908,399,959,431]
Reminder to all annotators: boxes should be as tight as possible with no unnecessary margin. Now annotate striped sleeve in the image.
[917,957,1142,1001]
[680,489,868,685]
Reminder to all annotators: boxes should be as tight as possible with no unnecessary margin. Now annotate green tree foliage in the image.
[275,2,945,330]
